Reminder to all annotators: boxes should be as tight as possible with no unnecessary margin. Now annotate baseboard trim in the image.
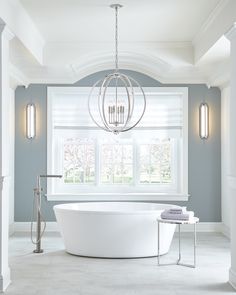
[13,222,59,232]
[175,222,223,233]
[229,268,236,290]
[9,223,15,237]
[0,268,11,292]
[13,222,223,233]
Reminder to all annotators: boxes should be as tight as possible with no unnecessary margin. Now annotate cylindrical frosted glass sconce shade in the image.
[26,103,36,139]
[199,103,209,139]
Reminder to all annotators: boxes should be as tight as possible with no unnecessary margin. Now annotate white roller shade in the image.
[50,88,185,134]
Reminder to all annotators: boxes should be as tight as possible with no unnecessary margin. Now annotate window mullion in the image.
[149,145,151,184]
[111,145,114,184]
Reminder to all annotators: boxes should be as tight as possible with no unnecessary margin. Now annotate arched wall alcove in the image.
[14,64,221,224]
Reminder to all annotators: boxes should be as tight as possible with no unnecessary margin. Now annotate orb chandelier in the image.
[88,4,146,134]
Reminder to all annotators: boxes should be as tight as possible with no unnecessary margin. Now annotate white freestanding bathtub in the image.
[54,202,179,258]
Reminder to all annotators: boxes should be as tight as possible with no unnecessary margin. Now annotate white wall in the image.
[221,85,231,237]
[9,87,15,233]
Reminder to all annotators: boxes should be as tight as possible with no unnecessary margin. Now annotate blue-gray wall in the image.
[15,70,221,222]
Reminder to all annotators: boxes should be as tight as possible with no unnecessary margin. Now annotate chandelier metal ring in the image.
[88,4,146,134]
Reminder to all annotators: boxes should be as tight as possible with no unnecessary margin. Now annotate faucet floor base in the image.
[33,249,44,254]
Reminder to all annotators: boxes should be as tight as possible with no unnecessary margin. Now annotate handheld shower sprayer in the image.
[31,174,62,253]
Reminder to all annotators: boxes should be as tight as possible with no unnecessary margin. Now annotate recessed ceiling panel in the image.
[20,0,221,42]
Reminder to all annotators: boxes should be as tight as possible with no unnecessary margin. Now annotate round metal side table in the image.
[157,216,199,268]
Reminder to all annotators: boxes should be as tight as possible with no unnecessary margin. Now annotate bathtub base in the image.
[66,252,168,259]
[54,202,178,258]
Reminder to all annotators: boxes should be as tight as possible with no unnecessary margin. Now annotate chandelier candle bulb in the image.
[116,106,119,125]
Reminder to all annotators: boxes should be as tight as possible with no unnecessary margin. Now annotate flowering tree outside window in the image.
[64,138,95,184]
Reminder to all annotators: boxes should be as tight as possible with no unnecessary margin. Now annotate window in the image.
[64,138,95,184]
[139,142,172,184]
[101,144,133,184]
[47,87,188,201]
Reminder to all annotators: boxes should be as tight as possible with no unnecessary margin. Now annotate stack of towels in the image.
[161,207,194,221]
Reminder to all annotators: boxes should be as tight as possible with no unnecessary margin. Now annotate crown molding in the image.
[9,63,30,89]
[225,23,236,41]
[10,49,229,87]
[193,0,229,46]
[14,66,209,86]
[192,0,236,63]
[220,81,230,90]
[207,59,230,88]
[0,25,14,41]
[0,0,44,64]
[45,41,193,49]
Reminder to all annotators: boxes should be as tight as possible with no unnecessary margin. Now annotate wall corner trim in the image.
[0,268,11,292]
[221,223,230,239]
[229,268,236,290]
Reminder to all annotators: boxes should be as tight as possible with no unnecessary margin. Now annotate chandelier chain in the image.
[115,5,118,72]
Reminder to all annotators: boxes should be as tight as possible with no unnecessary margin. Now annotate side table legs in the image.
[177,224,181,264]
[157,221,160,265]
[157,221,197,268]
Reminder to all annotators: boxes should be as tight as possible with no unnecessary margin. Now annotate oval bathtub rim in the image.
[53,202,181,215]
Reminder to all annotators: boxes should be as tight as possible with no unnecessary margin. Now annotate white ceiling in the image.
[3,0,235,88]
[20,0,220,42]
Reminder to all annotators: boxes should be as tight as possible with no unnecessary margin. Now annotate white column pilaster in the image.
[0,22,14,292]
[226,23,236,290]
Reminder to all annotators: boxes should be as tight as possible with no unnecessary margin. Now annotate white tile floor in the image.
[6,232,235,295]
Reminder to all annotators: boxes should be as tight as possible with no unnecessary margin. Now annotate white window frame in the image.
[47,86,189,201]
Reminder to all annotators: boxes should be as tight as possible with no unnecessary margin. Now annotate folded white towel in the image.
[168,208,183,214]
[161,210,194,221]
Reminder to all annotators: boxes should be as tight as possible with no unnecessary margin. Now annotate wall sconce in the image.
[26,103,36,139]
[199,103,209,139]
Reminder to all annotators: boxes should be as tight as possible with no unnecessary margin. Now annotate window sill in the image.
[46,193,190,202]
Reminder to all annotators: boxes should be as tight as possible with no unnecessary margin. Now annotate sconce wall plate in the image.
[199,102,209,139]
[26,103,36,139]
